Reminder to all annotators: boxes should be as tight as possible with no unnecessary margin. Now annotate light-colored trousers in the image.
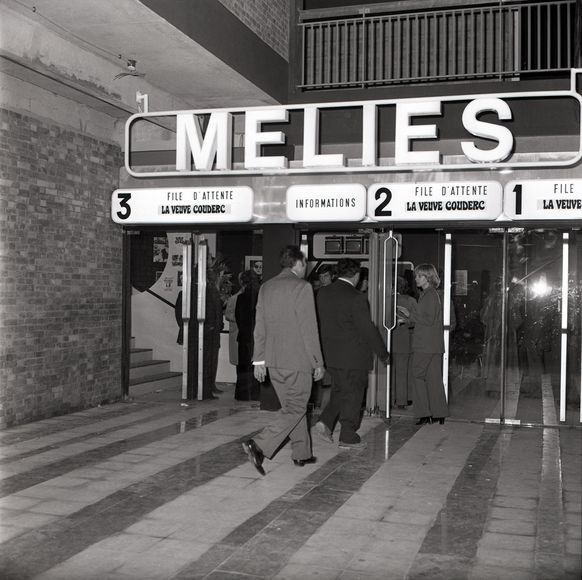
[254,368,312,461]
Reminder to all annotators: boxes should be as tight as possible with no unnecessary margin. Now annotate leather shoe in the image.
[434,417,446,425]
[314,421,333,443]
[242,439,265,476]
[338,440,367,450]
[415,416,432,425]
[293,456,317,466]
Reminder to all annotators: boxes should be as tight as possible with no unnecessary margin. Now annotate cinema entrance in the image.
[126,223,582,428]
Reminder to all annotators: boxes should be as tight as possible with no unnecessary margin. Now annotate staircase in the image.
[129,338,182,396]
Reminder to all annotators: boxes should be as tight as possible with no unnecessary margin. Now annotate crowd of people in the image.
[174,245,449,476]
[241,246,450,477]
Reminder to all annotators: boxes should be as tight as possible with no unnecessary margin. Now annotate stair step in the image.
[130,359,171,380]
[130,348,153,365]
[129,372,182,396]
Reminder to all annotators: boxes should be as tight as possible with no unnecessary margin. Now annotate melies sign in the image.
[126,91,582,177]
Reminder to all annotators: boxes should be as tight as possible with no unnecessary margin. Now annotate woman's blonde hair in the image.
[414,263,440,288]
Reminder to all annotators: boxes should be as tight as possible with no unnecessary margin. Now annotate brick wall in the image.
[217,0,289,60]
[0,108,123,428]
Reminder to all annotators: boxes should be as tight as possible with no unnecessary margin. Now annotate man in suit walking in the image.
[242,245,325,476]
[315,258,388,449]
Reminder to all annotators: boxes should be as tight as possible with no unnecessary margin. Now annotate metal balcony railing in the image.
[298,0,579,90]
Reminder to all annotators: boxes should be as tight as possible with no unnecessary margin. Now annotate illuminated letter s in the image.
[461,98,513,163]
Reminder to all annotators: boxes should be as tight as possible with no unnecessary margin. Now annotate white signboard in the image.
[504,179,582,220]
[286,184,366,222]
[126,89,582,177]
[367,181,503,221]
[111,187,254,224]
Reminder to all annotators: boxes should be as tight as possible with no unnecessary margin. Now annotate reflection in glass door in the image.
[449,228,581,426]
[448,230,504,422]
[567,231,582,425]
[509,229,581,426]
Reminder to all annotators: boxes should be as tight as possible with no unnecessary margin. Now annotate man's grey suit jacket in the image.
[253,268,323,372]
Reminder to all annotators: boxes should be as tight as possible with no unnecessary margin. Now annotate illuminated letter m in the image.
[176,112,232,171]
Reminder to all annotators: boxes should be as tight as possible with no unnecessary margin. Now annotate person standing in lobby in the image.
[315,258,388,449]
[392,276,417,408]
[242,245,325,475]
[407,263,449,425]
[234,270,261,401]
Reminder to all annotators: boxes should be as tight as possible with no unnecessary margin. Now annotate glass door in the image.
[508,229,581,426]
[368,230,446,419]
[567,231,582,425]
[448,230,505,422]
[449,227,581,426]
[367,231,398,416]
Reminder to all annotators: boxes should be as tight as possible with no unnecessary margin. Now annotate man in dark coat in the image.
[316,258,388,449]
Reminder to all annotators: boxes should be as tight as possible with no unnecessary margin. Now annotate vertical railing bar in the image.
[527,5,531,71]
[301,26,307,85]
[470,11,475,75]
[420,14,424,79]
[356,20,360,85]
[454,11,458,77]
[557,5,562,68]
[355,19,359,84]
[481,8,486,74]
[547,4,551,69]
[342,23,347,84]
[313,24,318,85]
[537,4,542,70]
[406,16,414,80]
[372,17,376,83]
[566,2,571,66]
[446,12,450,77]
[515,7,520,74]
[497,4,505,79]
[360,17,365,86]
[301,26,308,85]
[394,16,402,79]
[435,13,440,78]
[311,24,317,86]
[320,24,324,86]
[376,18,386,81]
[464,9,467,76]
[321,22,331,85]
[490,8,495,73]
[328,23,332,85]
[491,9,500,74]
[412,14,422,79]
[318,24,324,85]
[423,14,431,78]
[332,23,341,84]
[310,26,317,85]
[428,14,432,78]
[306,25,311,86]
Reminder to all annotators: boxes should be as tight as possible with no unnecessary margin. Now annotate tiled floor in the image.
[0,383,580,580]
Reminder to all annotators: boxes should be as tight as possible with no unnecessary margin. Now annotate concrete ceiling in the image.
[3,0,279,109]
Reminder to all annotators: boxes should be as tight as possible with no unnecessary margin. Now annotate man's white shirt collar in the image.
[338,277,356,287]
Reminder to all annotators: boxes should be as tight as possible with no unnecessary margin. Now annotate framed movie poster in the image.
[245,256,263,278]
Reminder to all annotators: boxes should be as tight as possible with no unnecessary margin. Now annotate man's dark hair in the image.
[280,245,305,268]
[336,258,360,278]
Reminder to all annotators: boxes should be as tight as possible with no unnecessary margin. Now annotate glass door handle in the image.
[383,232,398,332]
